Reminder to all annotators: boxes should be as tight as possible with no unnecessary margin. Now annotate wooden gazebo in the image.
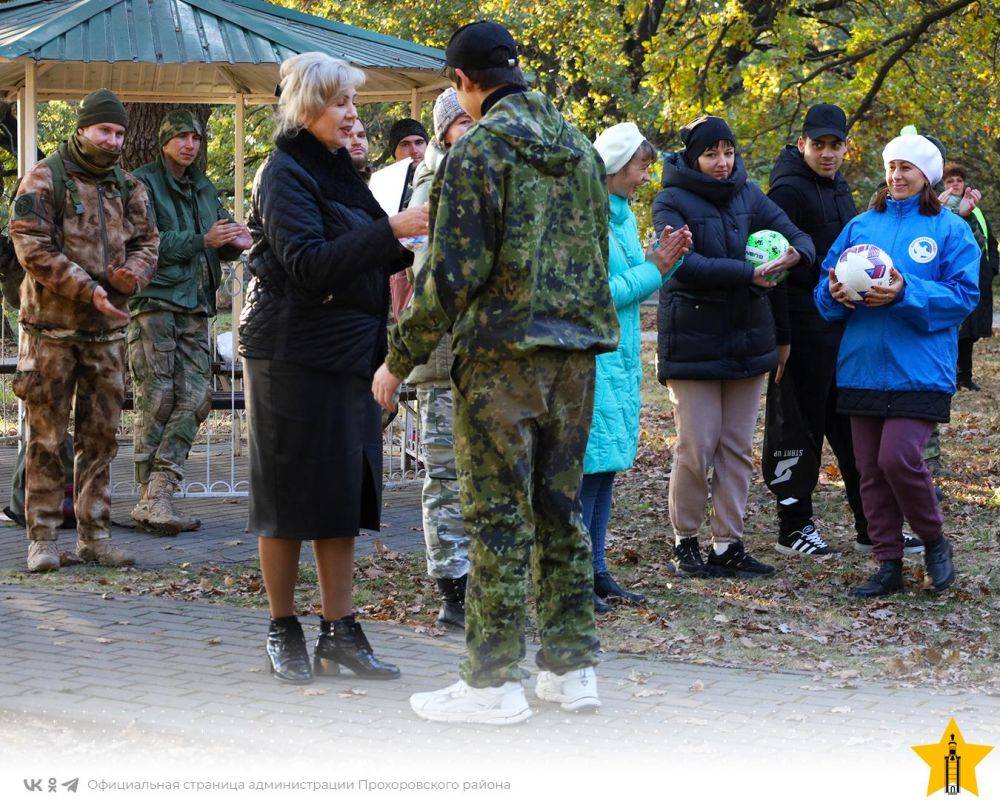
[0,0,447,213]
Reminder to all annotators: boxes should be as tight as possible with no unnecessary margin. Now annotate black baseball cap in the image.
[803,104,848,141]
[444,21,518,71]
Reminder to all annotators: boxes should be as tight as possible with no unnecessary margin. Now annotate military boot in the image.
[435,575,466,629]
[130,482,152,528]
[76,538,134,567]
[27,541,60,573]
[140,472,200,535]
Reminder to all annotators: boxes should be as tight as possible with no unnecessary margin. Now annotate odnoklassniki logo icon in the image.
[913,719,993,796]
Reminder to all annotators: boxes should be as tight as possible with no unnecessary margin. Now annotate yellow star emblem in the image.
[913,718,993,796]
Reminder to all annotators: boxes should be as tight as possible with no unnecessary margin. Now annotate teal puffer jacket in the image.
[583,193,669,474]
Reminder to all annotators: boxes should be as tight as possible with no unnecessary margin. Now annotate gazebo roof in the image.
[0,0,447,103]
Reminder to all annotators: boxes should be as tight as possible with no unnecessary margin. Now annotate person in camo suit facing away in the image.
[373,21,619,725]
[9,89,160,573]
[129,110,251,534]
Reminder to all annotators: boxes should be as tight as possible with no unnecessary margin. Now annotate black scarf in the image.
[275,129,385,220]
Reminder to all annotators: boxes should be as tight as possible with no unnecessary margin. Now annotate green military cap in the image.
[158,110,204,147]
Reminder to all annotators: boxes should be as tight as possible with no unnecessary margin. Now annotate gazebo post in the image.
[14,60,38,443]
[19,60,38,175]
[231,94,246,456]
[233,94,246,224]
[410,87,419,119]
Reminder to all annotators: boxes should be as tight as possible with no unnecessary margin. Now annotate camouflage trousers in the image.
[12,334,126,541]
[416,385,469,579]
[128,311,211,484]
[451,350,599,688]
[923,424,941,463]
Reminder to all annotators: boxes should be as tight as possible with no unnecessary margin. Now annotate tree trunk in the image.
[121,103,212,172]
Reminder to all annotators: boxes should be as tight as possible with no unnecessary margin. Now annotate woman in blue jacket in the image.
[652,116,815,580]
[584,123,691,611]
[815,134,980,598]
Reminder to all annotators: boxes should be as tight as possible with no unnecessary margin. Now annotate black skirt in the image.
[244,358,382,539]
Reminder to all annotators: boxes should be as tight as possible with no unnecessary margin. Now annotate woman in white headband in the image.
[815,133,981,598]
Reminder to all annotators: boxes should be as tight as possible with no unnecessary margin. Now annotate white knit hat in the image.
[593,122,647,175]
[883,134,943,187]
[432,88,466,143]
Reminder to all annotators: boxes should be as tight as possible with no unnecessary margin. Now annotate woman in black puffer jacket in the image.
[652,116,814,580]
[239,53,428,684]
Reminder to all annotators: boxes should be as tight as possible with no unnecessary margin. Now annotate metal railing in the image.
[1,260,424,502]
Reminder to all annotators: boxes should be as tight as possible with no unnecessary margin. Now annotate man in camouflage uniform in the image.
[129,111,250,534]
[373,22,618,724]
[10,88,159,572]
[402,88,476,630]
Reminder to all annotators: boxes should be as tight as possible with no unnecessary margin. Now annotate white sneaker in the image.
[409,679,532,725]
[535,666,601,712]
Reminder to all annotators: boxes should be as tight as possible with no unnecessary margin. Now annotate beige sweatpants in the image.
[667,375,767,545]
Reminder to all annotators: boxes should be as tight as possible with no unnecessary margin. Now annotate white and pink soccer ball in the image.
[834,244,894,301]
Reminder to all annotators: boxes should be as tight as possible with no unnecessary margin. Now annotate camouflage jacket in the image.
[386,90,618,379]
[10,146,159,340]
[131,156,241,315]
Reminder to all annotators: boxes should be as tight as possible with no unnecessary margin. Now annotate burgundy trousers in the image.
[850,416,944,561]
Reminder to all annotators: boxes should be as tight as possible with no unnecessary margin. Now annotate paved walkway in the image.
[1,585,997,777]
[0,442,425,570]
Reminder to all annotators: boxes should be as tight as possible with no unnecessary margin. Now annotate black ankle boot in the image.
[850,560,904,598]
[924,538,955,592]
[594,571,646,604]
[266,616,313,684]
[435,575,466,629]
[314,614,401,680]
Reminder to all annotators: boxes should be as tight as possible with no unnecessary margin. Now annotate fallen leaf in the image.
[96,637,113,644]
[303,687,328,697]
[831,706,851,714]
[627,669,652,685]
[689,680,705,693]
[207,637,221,646]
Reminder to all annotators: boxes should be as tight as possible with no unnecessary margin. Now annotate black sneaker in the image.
[668,536,710,577]
[705,541,776,578]
[775,523,833,556]
[854,531,924,555]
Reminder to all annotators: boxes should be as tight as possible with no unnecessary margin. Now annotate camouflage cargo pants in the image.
[128,311,212,484]
[416,385,469,579]
[451,350,599,687]
[923,425,941,464]
[12,334,126,541]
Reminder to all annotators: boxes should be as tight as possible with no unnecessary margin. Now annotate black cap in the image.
[803,104,847,141]
[445,21,518,71]
[385,118,429,161]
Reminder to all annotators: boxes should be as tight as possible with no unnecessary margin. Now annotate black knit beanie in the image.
[681,115,736,167]
[77,88,129,130]
[386,118,429,158]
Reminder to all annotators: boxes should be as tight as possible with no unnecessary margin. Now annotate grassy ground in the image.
[2,314,997,693]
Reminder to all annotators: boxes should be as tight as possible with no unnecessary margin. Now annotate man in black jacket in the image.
[764,104,874,556]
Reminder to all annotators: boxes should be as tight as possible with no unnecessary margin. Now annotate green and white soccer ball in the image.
[746,230,790,283]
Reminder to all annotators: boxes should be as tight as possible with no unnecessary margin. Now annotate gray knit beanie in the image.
[433,88,466,144]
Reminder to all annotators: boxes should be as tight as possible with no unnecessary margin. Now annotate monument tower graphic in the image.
[946,734,962,795]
